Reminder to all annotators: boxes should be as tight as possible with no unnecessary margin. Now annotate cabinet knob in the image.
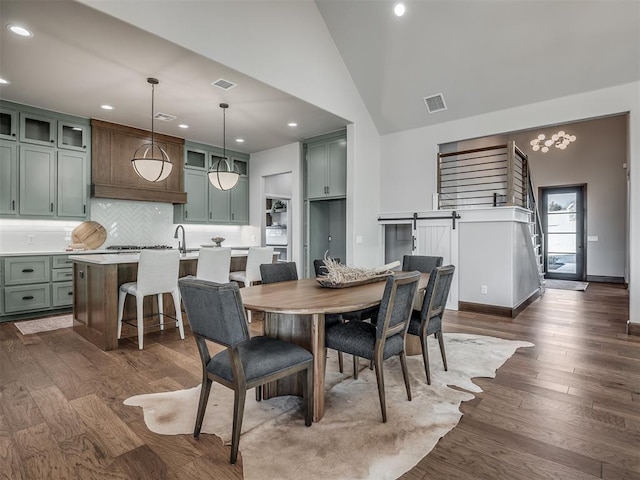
[68,292,73,296]
[50,139,55,143]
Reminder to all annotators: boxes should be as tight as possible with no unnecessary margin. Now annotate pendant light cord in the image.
[150,82,155,146]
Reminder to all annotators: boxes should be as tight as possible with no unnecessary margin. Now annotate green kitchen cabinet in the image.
[57,150,88,217]
[306,135,346,200]
[19,112,56,147]
[175,141,250,225]
[0,254,75,319]
[57,121,89,152]
[209,181,232,223]
[1,101,91,220]
[19,144,55,216]
[230,176,249,224]
[0,108,18,141]
[183,168,209,222]
[0,140,18,215]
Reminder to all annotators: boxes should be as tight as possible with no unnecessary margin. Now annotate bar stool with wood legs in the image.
[117,249,185,349]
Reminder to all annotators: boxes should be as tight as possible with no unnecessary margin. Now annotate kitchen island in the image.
[69,250,256,350]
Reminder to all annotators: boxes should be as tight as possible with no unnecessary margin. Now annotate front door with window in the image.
[541,185,586,281]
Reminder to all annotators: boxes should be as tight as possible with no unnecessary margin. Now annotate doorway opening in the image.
[541,185,586,281]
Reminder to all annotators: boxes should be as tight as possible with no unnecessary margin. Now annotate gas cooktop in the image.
[106,245,174,251]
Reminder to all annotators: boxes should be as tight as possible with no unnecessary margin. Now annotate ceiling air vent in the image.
[153,112,176,122]
[423,93,447,113]
[211,78,237,90]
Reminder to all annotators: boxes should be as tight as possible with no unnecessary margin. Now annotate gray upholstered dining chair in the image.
[402,255,443,273]
[259,262,298,284]
[178,277,313,464]
[406,265,455,385]
[325,270,421,422]
[313,257,379,374]
[403,255,444,311]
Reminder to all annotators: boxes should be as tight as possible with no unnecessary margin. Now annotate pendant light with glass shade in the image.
[208,103,240,190]
[131,78,173,182]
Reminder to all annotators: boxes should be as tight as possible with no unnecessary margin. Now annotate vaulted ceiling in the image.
[1,0,638,152]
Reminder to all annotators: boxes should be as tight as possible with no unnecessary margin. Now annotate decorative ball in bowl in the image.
[212,236,225,247]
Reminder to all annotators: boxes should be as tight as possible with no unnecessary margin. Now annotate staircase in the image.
[524,158,546,294]
[437,140,546,294]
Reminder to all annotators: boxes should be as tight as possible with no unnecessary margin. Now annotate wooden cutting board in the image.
[71,221,107,250]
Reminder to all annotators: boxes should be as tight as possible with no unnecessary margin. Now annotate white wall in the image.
[381,82,640,325]
[81,0,383,268]
[249,142,303,269]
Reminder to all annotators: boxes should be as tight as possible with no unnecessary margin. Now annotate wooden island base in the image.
[72,255,253,351]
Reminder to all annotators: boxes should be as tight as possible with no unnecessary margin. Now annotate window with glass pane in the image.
[546,192,577,273]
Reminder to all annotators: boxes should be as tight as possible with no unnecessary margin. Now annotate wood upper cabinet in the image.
[91,119,186,204]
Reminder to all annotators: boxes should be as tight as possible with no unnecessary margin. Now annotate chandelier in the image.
[208,103,240,191]
[131,78,173,182]
[530,130,576,153]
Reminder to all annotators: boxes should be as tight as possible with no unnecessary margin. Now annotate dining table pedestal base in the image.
[261,311,326,422]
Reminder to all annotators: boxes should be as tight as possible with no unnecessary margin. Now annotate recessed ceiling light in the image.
[288,122,298,127]
[178,124,189,129]
[0,78,9,85]
[7,25,33,37]
[235,138,245,143]
[393,3,406,17]
[100,104,114,110]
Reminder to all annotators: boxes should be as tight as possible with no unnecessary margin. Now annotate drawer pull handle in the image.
[22,268,34,273]
[22,295,34,300]
[68,292,73,296]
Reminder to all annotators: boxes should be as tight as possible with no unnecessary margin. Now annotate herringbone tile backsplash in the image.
[0,200,259,252]
[92,199,174,246]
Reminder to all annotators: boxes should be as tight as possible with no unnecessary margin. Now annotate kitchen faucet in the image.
[174,225,186,254]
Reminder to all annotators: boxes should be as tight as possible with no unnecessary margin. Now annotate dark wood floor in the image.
[0,283,636,479]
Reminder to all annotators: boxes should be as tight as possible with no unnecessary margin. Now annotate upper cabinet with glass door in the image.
[57,121,88,152]
[19,112,56,147]
[0,108,18,141]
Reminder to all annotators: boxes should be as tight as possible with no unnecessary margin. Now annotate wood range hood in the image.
[90,119,187,204]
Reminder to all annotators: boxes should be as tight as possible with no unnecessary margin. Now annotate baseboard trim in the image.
[459,288,541,318]
[513,289,542,317]
[627,321,640,336]
[586,275,626,284]
[459,302,514,318]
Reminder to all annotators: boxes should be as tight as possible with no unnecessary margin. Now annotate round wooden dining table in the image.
[240,273,429,421]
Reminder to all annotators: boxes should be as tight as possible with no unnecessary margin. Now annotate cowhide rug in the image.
[125,333,533,479]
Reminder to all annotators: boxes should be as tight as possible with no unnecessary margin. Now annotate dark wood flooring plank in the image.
[113,444,168,480]
[70,394,144,458]
[0,382,45,433]
[13,422,76,479]
[30,385,87,441]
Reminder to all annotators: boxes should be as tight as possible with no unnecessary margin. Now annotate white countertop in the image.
[68,250,250,265]
[0,246,253,257]
[0,250,106,257]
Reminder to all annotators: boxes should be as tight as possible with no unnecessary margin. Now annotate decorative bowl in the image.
[212,236,225,247]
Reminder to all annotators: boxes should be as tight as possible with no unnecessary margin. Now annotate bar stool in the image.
[117,249,185,349]
[229,246,274,287]
[196,247,232,283]
[229,246,274,323]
